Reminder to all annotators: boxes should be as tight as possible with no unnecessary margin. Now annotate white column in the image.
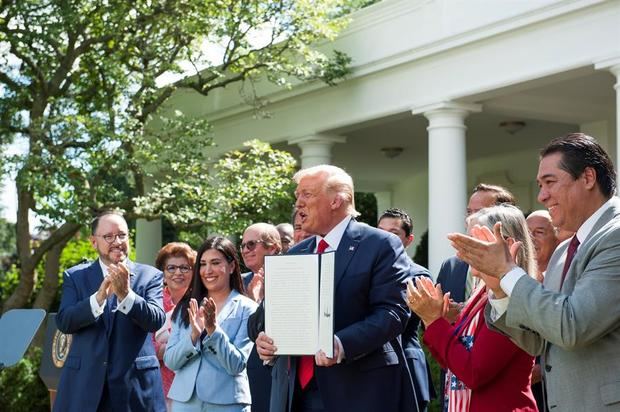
[288,134,346,168]
[580,121,610,154]
[135,176,162,266]
[136,217,162,266]
[375,191,393,217]
[595,57,620,182]
[412,101,481,277]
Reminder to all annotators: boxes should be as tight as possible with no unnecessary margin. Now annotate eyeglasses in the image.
[240,240,264,252]
[165,264,192,274]
[96,232,129,244]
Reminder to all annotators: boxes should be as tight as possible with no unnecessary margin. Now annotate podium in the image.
[39,313,72,410]
[0,308,46,372]
[39,313,71,408]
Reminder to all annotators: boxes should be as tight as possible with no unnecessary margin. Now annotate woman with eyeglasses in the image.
[407,205,538,412]
[154,242,197,409]
[239,223,281,412]
[164,236,257,412]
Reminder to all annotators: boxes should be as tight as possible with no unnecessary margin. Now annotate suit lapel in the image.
[86,261,113,332]
[334,220,360,290]
[127,260,137,290]
[217,290,240,323]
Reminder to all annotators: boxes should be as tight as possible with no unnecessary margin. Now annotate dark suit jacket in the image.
[54,260,166,412]
[403,261,435,410]
[250,219,417,412]
[436,256,468,304]
[434,255,469,409]
[243,272,272,412]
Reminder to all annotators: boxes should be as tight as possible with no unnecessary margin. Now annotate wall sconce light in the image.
[380,147,404,159]
[499,121,526,135]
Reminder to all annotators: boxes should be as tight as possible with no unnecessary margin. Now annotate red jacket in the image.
[424,287,538,412]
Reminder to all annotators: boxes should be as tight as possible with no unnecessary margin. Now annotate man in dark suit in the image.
[438,183,516,307]
[54,211,166,412]
[378,208,434,412]
[254,165,416,412]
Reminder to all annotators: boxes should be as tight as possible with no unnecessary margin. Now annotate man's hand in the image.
[315,336,343,367]
[108,263,130,301]
[256,332,277,362]
[247,268,265,303]
[448,222,517,280]
[95,277,112,306]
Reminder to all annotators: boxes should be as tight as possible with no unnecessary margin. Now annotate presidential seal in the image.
[51,330,72,368]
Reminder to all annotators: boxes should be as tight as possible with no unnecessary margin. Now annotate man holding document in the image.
[255,165,416,412]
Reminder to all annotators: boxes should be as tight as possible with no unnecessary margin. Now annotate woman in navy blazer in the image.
[164,236,258,412]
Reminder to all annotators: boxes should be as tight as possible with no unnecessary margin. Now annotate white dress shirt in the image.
[313,214,352,363]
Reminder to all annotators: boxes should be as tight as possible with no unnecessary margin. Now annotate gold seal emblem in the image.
[51,330,72,368]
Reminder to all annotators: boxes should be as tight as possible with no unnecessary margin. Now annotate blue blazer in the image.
[164,290,257,406]
[402,260,435,410]
[436,256,469,304]
[54,260,166,412]
[267,219,417,412]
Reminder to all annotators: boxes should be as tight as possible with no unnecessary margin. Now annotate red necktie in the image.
[560,235,580,288]
[298,238,329,389]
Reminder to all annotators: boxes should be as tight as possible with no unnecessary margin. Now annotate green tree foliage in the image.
[354,192,377,226]
[0,348,48,412]
[0,216,16,263]
[0,0,357,312]
[211,140,297,235]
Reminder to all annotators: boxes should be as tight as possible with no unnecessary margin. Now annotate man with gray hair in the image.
[253,165,416,412]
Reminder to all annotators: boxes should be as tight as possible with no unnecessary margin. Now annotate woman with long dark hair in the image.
[164,236,257,412]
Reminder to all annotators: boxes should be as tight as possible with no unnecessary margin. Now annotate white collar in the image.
[576,197,614,244]
[314,215,352,253]
[98,258,128,277]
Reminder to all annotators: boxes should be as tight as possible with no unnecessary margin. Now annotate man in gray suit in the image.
[449,133,620,410]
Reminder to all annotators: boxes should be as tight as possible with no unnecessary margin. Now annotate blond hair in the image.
[467,204,538,278]
[293,165,360,217]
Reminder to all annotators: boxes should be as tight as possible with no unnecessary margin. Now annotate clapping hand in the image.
[189,298,206,345]
[406,277,450,327]
[468,224,522,299]
[448,222,518,282]
[247,268,265,302]
[95,277,112,306]
[108,263,130,301]
[203,297,217,335]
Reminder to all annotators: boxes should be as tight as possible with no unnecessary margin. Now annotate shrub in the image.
[0,347,49,412]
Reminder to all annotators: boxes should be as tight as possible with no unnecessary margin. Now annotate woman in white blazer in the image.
[164,236,258,412]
